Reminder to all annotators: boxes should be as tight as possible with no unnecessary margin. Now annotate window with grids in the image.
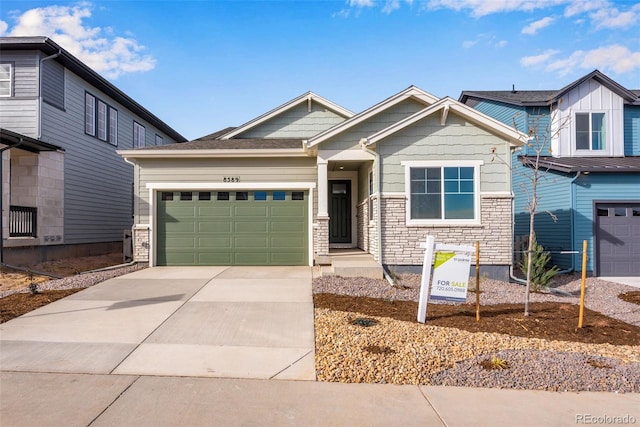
[85,92,118,145]
[407,165,477,222]
[134,122,146,148]
[575,112,605,151]
[0,63,12,97]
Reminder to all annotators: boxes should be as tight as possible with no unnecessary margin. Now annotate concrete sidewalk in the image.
[1,372,638,426]
[1,266,638,426]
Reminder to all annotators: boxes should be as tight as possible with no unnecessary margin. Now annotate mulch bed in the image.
[314,293,640,346]
[0,289,82,323]
[619,291,640,305]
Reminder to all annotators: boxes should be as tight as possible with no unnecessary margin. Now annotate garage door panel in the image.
[271,236,305,249]
[199,221,232,233]
[596,202,640,276]
[234,252,270,265]
[271,205,305,216]
[235,236,268,248]
[157,190,308,266]
[235,206,268,217]
[271,221,306,233]
[235,221,269,233]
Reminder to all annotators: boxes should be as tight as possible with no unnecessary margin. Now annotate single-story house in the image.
[119,87,527,280]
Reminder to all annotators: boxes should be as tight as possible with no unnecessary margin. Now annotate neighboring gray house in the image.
[0,37,186,264]
[120,87,527,280]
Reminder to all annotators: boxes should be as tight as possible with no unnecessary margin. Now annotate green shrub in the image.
[519,238,560,292]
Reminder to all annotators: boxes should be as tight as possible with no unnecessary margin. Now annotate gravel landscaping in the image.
[313,274,640,392]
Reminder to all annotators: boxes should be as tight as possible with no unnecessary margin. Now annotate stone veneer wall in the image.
[357,200,369,251]
[314,217,329,258]
[133,225,150,262]
[380,195,512,267]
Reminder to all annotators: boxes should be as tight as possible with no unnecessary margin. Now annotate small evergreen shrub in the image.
[519,238,560,292]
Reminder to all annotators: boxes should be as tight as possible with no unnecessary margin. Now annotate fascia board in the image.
[220,92,354,140]
[306,86,439,148]
[118,149,308,159]
[365,98,528,147]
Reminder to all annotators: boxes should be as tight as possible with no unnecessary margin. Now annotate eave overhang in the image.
[118,148,309,159]
[0,128,64,153]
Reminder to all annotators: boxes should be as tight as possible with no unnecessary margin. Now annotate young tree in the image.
[493,104,570,316]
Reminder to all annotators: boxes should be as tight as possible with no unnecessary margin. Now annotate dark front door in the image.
[329,180,351,244]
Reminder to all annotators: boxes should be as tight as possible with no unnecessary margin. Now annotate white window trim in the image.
[134,122,146,148]
[574,110,608,154]
[0,63,12,97]
[85,92,96,136]
[401,160,483,226]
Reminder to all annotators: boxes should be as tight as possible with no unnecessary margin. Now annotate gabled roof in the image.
[459,70,640,107]
[362,97,528,147]
[0,37,187,142]
[305,86,438,148]
[219,92,354,139]
[520,156,640,173]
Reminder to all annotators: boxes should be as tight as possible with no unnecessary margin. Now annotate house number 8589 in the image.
[223,177,240,182]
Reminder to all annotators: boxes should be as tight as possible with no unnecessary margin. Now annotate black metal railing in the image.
[10,205,37,237]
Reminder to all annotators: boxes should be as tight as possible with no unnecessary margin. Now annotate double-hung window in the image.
[402,160,482,225]
[575,112,605,151]
[134,122,146,148]
[0,63,12,97]
[97,100,108,141]
[155,134,163,146]
[85,93,96,136]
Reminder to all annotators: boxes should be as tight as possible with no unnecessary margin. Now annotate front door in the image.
[329,180,351,244]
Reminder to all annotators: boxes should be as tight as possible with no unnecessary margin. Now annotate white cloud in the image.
[564,0,608,17]
[382,0,401,14]
[522,44,640,76]
[425,0,566,18]
[2,3,155,79]
[589,3,640,29]
[0,20,8,35]
[495,40,508,48]
[462,40,478,49]
[520,49,560,67]
[349,0,376,7]
[522,16,555,35]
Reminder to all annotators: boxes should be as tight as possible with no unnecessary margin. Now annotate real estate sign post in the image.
[418,237,475,323]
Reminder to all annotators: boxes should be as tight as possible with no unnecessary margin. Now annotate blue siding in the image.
[624,105,640,156]
[513,153,574,269]
[525,107,552,157]
[574,173,640,272]
[471,100,526,130]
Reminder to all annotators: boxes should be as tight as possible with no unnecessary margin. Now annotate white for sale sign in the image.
[430,251,471,303]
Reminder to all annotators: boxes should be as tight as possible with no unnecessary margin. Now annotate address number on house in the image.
[223,177,240,182]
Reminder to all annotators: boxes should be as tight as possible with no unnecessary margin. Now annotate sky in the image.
[1,0,640,141]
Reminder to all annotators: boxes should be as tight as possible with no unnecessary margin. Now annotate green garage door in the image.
[157,190,308,266]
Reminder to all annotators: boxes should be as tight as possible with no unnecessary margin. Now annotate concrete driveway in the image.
[0,266,315,380]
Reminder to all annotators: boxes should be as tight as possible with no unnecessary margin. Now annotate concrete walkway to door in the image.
[0,266,316,380]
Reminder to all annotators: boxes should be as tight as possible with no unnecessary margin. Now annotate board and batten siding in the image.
[556,79,625,157]
[573,173,640,273]
[624,105,640,156]
[378,113,512,194]
[40,68,179,244]
[320,99,427,152]
[135,157,318,223]
[0,51,39,136]
[237,101,346,139]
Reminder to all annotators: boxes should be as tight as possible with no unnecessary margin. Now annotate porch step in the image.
[327,256,384,279]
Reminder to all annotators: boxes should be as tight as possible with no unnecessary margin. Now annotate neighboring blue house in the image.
[460,70,640,277]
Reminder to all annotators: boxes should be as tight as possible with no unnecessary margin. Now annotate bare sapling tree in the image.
[516,104,571,316]
[491,103,571,316]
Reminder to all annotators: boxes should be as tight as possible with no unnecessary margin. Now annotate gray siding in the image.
[0,51,39,136]
[41,68,180,244]
[42,59,64,110]
[321,99,426,151]
[379,113,512,193]
[238,101,346,139]
[135,157,318,223]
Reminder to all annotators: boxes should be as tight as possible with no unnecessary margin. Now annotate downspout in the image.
[38,49,62,139]
[0,139,23,264]
[509,147,527,285]
[359,138,391,284]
